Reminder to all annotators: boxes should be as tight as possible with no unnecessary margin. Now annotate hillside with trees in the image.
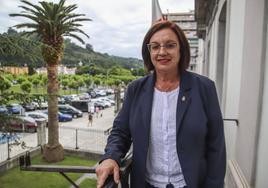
[0,28,144,72]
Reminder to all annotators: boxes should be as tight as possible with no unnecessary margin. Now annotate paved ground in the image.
[60,106,116,130]
[0,107,116,162]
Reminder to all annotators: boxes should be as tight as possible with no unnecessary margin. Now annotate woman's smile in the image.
[157,58,171,65]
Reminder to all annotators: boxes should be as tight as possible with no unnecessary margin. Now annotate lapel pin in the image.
[182,96,186,102]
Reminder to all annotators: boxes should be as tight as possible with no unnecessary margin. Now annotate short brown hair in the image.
[142,21,190,73]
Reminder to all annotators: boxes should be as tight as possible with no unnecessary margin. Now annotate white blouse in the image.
[145,86,187,188]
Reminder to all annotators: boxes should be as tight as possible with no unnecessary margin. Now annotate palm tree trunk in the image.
[43,63,64,162]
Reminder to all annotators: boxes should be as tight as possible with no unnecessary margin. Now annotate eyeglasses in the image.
[147,42,178,54]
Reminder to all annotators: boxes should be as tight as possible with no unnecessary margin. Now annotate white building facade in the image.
[195,0,268,187]
[36,65,76,75]
[167,11,201,73]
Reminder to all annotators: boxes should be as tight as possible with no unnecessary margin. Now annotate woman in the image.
[96,21,226,188]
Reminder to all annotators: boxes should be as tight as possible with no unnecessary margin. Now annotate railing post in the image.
[36,119,46,148]
[75,129,79,149]
[7,134,10,160]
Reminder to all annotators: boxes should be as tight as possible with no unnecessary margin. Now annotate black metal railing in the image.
[223,118,239,126]
[19,151,132,188]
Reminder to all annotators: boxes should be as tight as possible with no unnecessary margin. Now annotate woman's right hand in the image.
[96,159,120,188]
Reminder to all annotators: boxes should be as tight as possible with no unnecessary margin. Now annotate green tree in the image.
[77,78,85,91]
[75,65,90,75]
[109,66,132,76]
[0,75,12,94]
[32,78,40,93]
[20,81,32,94]
[68,80,79,93]
[83,76,92,89]
[17,76,27,84]
[132,67,145,76]
[93,78,101,86]
[60,79,69,91]
[10,0,91,162]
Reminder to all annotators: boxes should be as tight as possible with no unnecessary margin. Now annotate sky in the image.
[0,0,194,59]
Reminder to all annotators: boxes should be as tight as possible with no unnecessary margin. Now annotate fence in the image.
[59,126,110,153]
[0,126,111,163]
[0,132,37,163]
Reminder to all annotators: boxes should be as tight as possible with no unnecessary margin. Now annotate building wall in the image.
[197,0,268,187]
[223,0,248,187]
[235,0,266,185]
[1,66,28,75]
[255,3,268,186]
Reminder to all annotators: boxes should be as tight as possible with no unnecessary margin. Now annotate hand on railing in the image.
[97,152,132,188]
[96,159,120,188]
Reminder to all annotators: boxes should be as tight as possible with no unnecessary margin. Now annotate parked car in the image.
[78,93,90,100]
[95,90,107,97]
[101,97,115,106]
[105,88,114,95]
[58,97,66,104]
[98,98,112,107]
[32,101,48,109]
[0,105,8,114]
[26,111,48,125]
[58,105,83,118]
[91,99,107,109]
[70,100,90,112]
[87,90,97,98]
[22,102,37,111]
[10,116,37,133]
[62,95,73,104]
[43,111,72,122]
[58,112,73,122]
[6,104,24,114]
[69,94,80,101]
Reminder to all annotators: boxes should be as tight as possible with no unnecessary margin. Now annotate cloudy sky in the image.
[0,0,194,59]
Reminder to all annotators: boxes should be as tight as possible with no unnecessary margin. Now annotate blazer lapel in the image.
[176,71,192,133]
[140,73,155,147]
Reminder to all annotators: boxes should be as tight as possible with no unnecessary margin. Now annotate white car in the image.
[26,111,48,125]
[95,90,106,97]
[32,101,48,109]
[99,97,112,107]
[79,93,90,100]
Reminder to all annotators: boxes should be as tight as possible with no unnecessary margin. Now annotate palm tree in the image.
[10,0,91,162]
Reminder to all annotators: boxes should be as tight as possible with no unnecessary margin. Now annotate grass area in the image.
[8,85,79,96]
[80,178,97,188]
[0,155,97,188]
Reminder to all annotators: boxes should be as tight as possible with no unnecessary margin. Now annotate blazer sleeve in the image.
[100,84,133,166]
[203,80,226,188]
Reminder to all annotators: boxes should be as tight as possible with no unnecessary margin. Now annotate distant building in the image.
[35,65,76,75]
[58,65,76,75]
[166,10,201,73]
[1,66,28,75]
[35,67,47,74]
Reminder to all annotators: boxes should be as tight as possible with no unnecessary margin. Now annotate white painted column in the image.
[255,3,268,186]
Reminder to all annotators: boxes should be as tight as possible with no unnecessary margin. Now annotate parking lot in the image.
[59,106,115,130]
[0,106,116,162]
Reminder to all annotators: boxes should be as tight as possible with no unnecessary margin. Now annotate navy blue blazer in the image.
[102,70,226,188]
